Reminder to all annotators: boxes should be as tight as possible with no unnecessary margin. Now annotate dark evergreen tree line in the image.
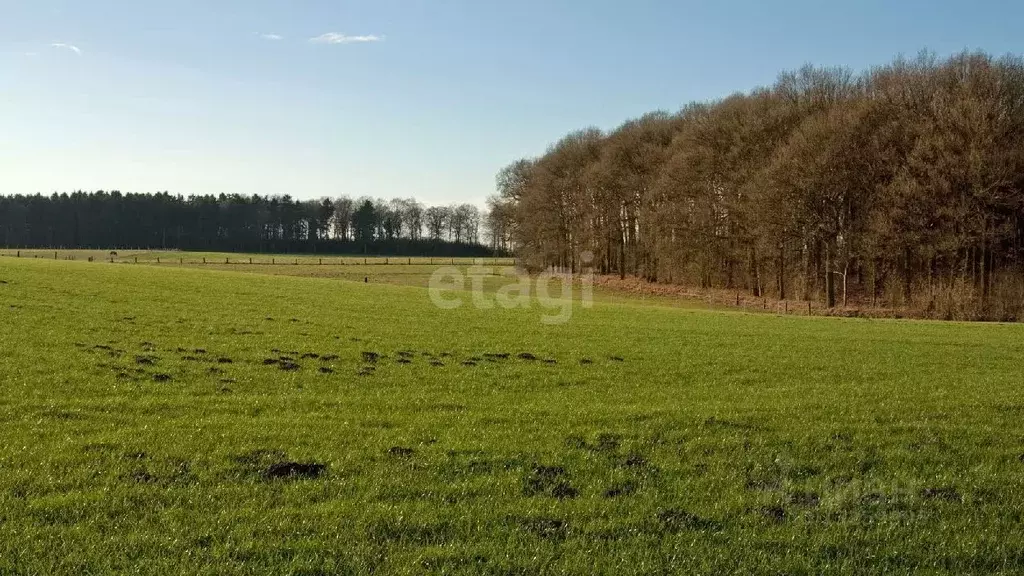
[492,51,1024,320]
[0,192,500,256]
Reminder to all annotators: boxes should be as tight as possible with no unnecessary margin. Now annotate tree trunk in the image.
[902,248,913,306]
[825,242,836,308]
[803,240,814,301]
[778,243,786,301]
[750,245,761,297]
[842,262,848,308]
[618,235,625,280]
[873,259,882,307]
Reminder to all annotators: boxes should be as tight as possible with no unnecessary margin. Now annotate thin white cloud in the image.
[51,42,82,55]
[309,32,384,45]
[260,33,284,41]
[24,52,39,57]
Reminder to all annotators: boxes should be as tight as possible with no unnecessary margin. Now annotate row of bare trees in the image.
[490,50,1024,320]
[329,197,480,244]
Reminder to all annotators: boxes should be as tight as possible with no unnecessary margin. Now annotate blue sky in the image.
[2,0,1022,205]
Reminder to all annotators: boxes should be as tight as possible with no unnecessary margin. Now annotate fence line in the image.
[0,251,518,267]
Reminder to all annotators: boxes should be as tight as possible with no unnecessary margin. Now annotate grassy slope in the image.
[1,258,1023,574]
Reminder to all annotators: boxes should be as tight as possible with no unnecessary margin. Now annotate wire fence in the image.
[0,250,518,267]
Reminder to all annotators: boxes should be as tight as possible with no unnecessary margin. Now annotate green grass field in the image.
[0,250,724,310]
[1,256,1024,574]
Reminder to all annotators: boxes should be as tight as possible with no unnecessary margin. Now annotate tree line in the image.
[0,192,503,256]
[492,50,1024,321]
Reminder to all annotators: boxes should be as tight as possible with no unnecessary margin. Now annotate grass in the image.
[1,256,1024,574]
[0,249,716,307]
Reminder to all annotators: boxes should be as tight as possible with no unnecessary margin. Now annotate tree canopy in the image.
[0,192,497,257]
